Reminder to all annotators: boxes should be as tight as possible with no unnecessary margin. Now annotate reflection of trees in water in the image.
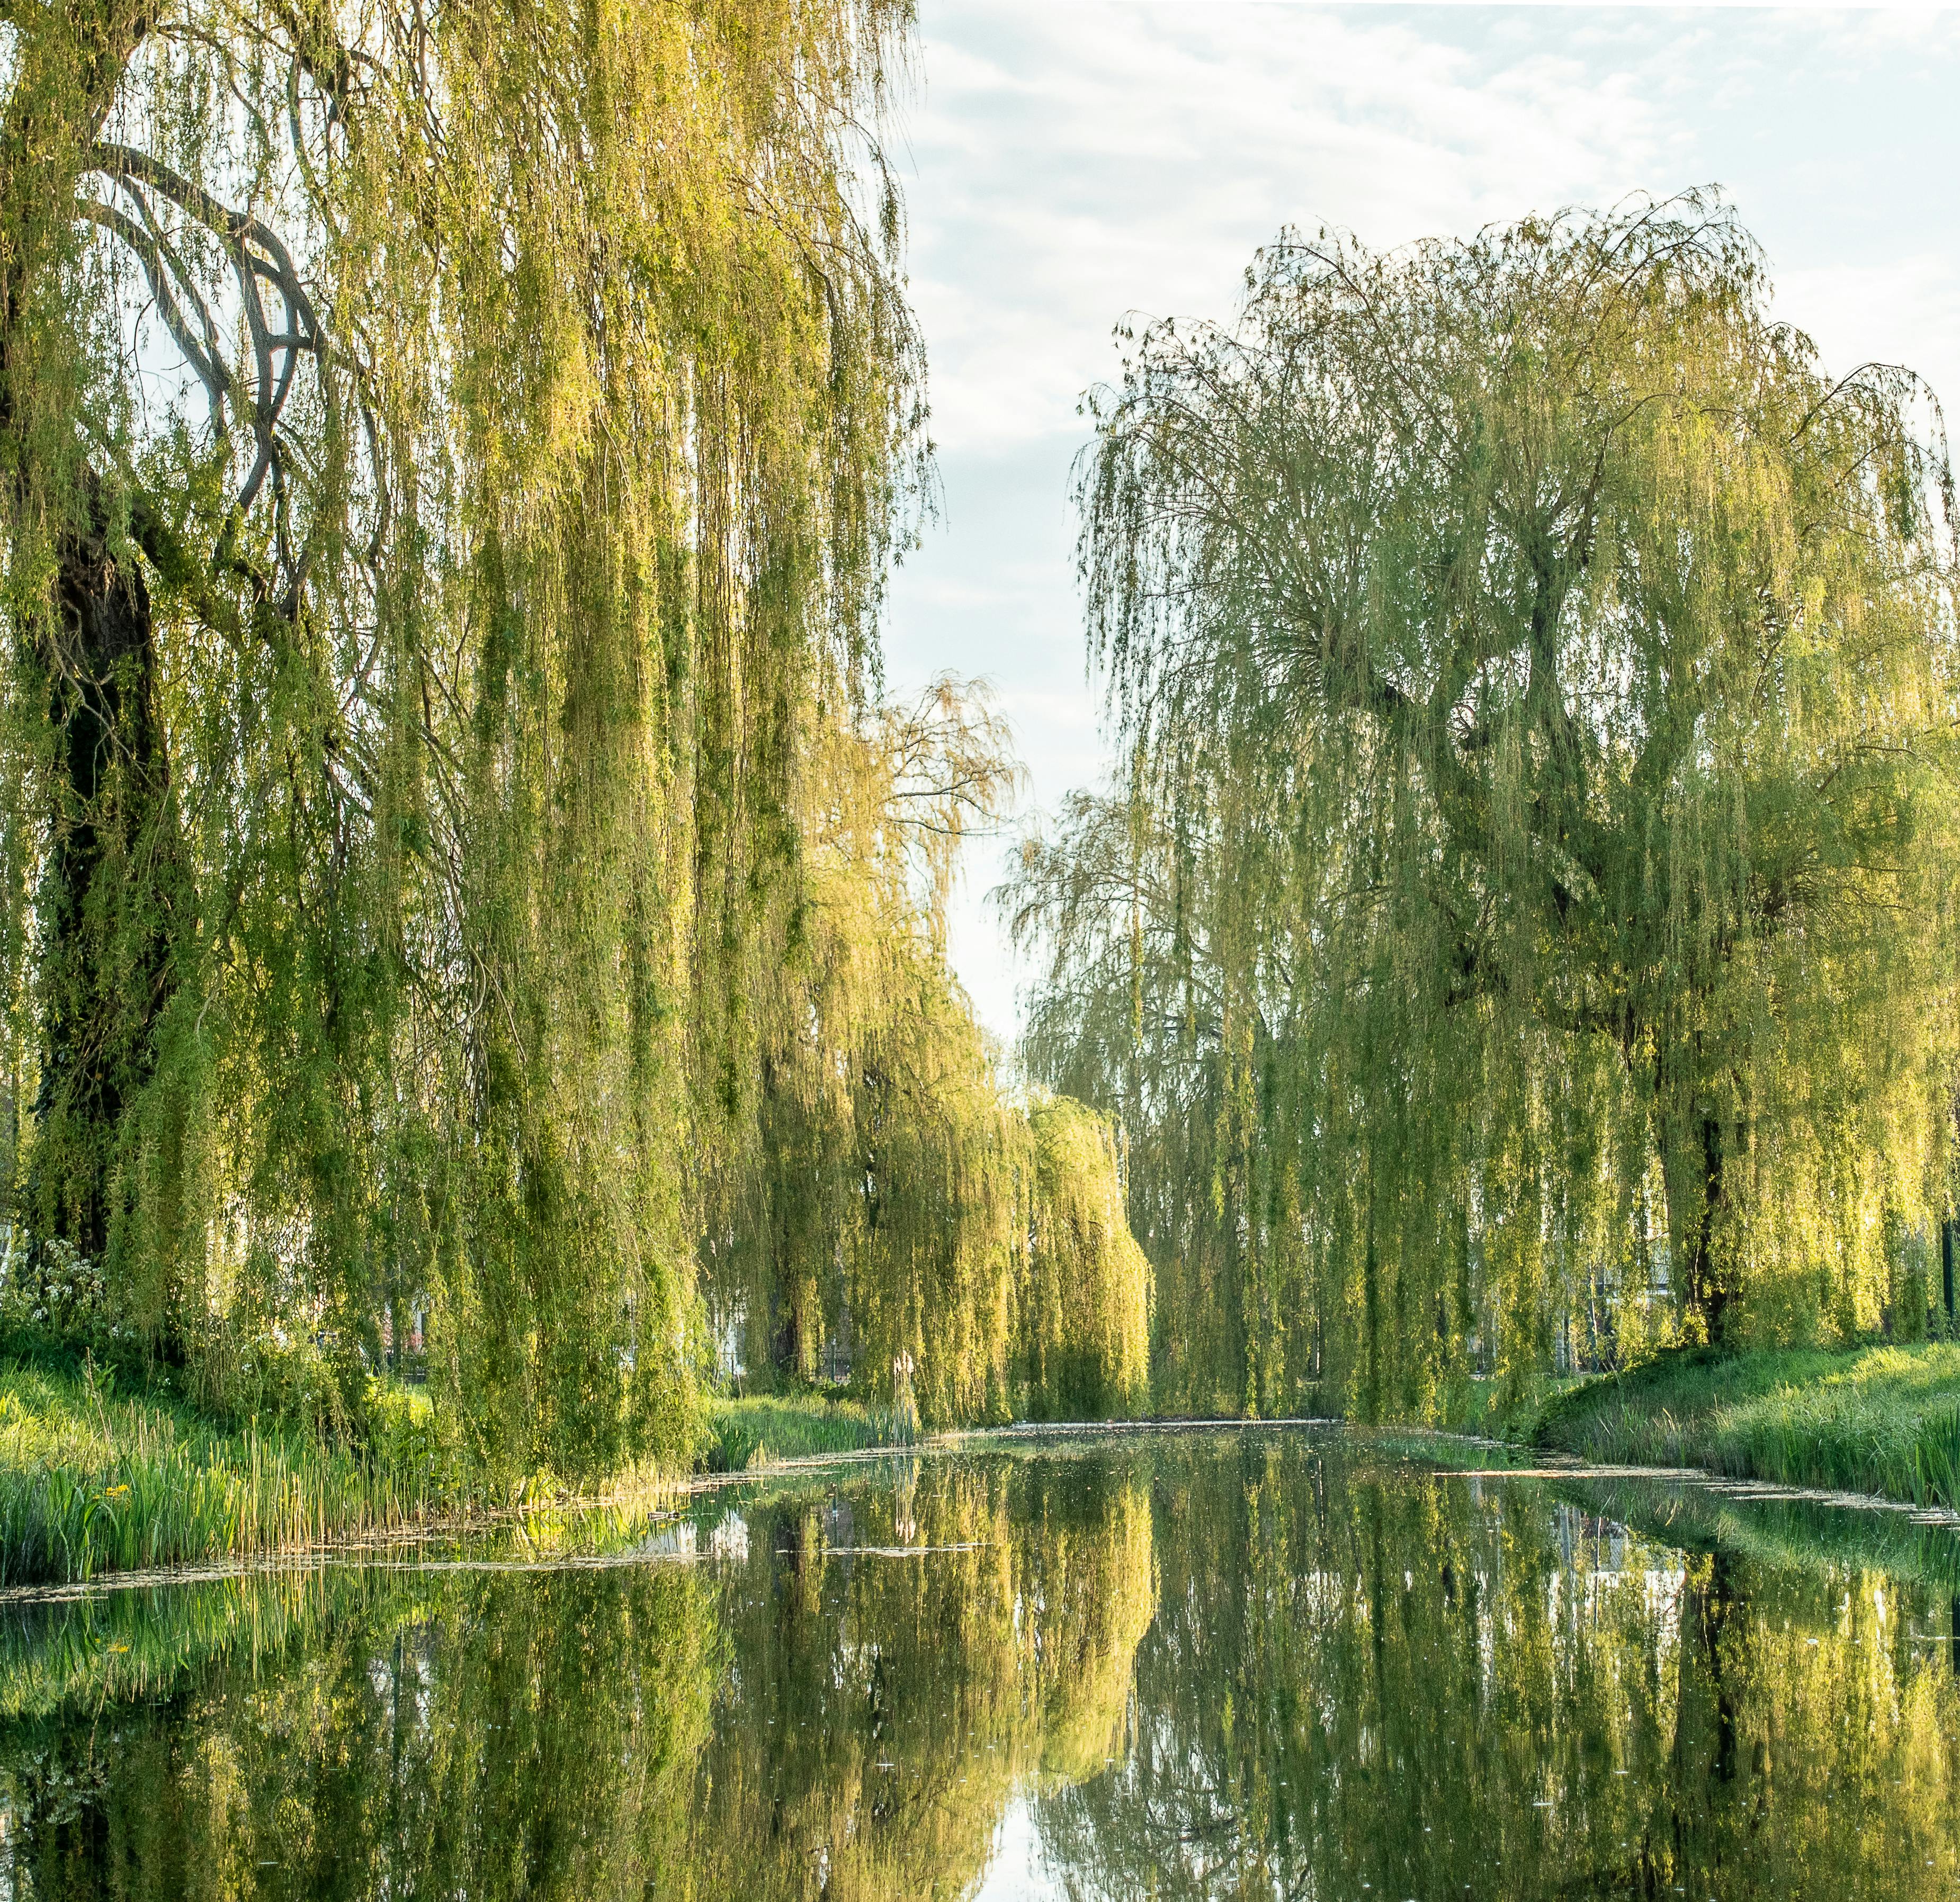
[1035,1441,1960,1901]
[0,1563,721,1900]
[4,1443,1955,1901]
[684,1452,1157,1899]
[0,1452,1157,1901]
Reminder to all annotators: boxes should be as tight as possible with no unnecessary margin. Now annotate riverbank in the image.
[20,1343,1959,1589]
[709,1349,1960,1515]
[0,1358,909,1587]
[0,1357,470,1588]
[1510,1342,1960,1509]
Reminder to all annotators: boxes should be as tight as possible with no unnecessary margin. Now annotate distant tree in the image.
[1019,195,1960,1407]
[1017,1094,1151,1420]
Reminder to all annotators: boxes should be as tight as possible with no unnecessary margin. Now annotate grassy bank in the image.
[0,1357,468,1589]
[703,1393,895,1470]
[1523,1343,1960,1508]
[0,1358,911,1589]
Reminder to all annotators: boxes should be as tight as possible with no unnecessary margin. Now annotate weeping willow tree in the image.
[1014,791,1293,1416]
[677,665,1153,1429]
[0,0,946,1474]
[1015,194,1960,1417]
[1017,1094,1150,1420]
[699,674,1150,1423]
[704,672,1029,1426]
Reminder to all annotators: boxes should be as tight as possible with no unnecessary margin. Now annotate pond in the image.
[2,1425,1958,1899]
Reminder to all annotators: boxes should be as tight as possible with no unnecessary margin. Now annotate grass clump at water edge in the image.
[1527,1342,1960,1509]
[703,1393,898,1471]
[0,1355,470,1589]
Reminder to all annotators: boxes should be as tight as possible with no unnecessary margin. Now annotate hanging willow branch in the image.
[1019,193,1960,1417]
[0,0,944,1475]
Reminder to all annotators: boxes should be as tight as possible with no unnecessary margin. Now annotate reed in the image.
[0,1359,468,1587]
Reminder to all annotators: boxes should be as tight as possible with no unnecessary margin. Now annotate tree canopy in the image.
[1015,194,1960,1415]
[0,0,1151,1470]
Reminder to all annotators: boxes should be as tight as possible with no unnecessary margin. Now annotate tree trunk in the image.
[24,478,179,1267]
[0,7,175,1282]
[1662,1104,1732,1350]
[1688,1110,1731,1348]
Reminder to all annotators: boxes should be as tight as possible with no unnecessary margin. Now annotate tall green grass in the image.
[0,1359,471,1587]
[704,1394,891,1470]
[1531,1343,1960,1509]
[0,1358,906,1588]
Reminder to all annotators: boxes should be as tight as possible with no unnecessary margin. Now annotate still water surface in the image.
[3,1427,1959,1899]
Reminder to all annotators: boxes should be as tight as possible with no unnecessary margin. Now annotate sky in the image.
[875,1,1960,1040]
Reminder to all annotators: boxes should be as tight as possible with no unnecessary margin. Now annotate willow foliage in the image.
[0,0,966,1475]
[1016,195,1960,1417]
[706,674,1025,1426]
[1018,1095,1150,1420]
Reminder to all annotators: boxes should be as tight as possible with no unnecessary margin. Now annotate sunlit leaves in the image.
[1019,194,1960,1413]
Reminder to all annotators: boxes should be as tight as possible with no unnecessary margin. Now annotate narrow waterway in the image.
[3,1426,1957,1899]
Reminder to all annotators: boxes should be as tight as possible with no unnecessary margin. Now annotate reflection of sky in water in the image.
[973,1796,1064,1902]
